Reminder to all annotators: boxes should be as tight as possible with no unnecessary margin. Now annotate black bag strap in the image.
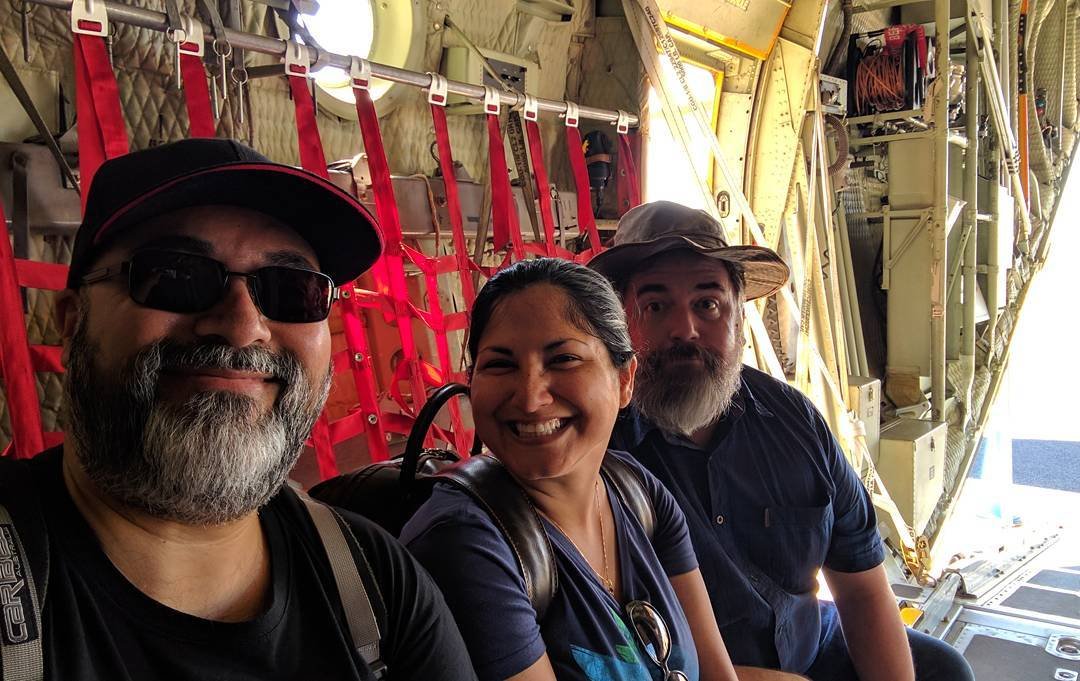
[435,456,558,621]
[0,457,49,681]
[297,493,387,679]
[600,454,655,541]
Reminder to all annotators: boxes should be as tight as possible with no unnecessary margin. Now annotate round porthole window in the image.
[299,0,425,118]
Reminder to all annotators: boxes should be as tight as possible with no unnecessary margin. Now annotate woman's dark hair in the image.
[468,258,634,370]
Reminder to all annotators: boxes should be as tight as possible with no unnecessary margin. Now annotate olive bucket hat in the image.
[587,200,789,300]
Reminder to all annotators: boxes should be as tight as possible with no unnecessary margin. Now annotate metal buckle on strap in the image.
[71,0,108,37]
[482,85,501,116]
[284,40,310,78]
[178,16,204,57]
[427,73,448,106]
[614,109,630,135]
[562,101,580,128]
[350,56,371,91]
[522,94,539,122]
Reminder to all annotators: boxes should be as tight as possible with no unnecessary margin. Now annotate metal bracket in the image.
[614,109,630,135]
[562,101,580,128]
[284,40,310,77]
[71,0,108,37]
[426,72,448,106]
[482,86,500,116]
[522,94,539,122]
[178,16,204,56]
[350,56,371,90]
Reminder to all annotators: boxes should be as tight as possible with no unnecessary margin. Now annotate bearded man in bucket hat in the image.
[0,138,475,680]
[590,200,973,681]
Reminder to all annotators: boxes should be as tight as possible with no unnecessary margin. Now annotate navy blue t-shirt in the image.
[610,366,884,674]
[400,450,700,681]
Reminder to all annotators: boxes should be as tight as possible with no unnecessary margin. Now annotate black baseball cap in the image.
[67,138,383,287]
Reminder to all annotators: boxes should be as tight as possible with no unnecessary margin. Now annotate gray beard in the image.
[632,342,743,439]
[63,325,330,526]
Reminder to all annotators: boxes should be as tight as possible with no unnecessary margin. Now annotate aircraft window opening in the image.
[301,0,375,100]
[643,59,721,212]
[297,0,425,118]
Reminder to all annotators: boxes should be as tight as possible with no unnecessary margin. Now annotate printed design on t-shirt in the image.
[569,604,693,681]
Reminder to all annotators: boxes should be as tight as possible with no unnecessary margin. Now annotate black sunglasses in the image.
[624,600,691,681]
[81,249,338,323]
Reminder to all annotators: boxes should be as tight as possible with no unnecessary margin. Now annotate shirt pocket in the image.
[754,502,834,593]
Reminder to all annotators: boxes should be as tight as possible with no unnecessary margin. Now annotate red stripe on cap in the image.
[93,163,371,245]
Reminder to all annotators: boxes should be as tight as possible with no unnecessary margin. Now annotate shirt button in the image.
[715,514,725,525]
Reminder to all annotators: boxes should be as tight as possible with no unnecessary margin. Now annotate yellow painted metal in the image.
[658,2,790,61]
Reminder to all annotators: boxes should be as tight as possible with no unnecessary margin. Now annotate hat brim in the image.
[588,235,790,300]
[81,163,382,286]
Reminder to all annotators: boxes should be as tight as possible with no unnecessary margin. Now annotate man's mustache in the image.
[641,342,724,373]
[133,340,302,390]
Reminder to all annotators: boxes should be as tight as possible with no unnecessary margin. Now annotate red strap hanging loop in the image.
[483,87,524,259]
[522,95,558,257]
[0,200,46,458]
[563,101,603,253]
[72,0,129,209]
[178,18,215,138]
[615,110,641,212]
[285,41,327,178]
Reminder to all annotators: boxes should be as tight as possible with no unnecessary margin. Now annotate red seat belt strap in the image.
[522,96,557,256]
[72,3,129,209]
[285,42,327,178]
[178,20,215,139]
[351,59,427,418]
[615,111,641,211]
[0,200,45,458]
[482,88,524,259]
[429,92,477,306]
[563,102,603,253]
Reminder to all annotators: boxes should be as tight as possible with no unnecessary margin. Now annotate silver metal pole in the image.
[28,0,638,126]
[931,0,950,421]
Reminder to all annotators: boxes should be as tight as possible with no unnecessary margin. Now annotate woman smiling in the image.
[400,259,740,681]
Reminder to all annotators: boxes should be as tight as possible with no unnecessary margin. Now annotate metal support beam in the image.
[930,0,950,421]
[26,0,638,126]
[964,38,980,361]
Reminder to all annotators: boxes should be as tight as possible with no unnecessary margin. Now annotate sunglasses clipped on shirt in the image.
[80,249,338,323]
[625,600,691,681]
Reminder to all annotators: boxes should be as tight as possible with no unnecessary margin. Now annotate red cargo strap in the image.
[563,102,603,253]
[0,200,45,458]
[178,24,215,138]
[522,96,557,256]
[429,100,477,306]
[338,291,391,461]
[616,129,641,212]
[352,60,427,419]
[73,33,129,208]
[285,42,327,178]
[482,87,524,259]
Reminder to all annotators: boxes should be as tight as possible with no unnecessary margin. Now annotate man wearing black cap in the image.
[590,201,973,681]
[0,139,476,680]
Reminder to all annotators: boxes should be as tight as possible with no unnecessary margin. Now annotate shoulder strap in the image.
[601,455,656,541]
[435,456,558,621]
[297,495,387,679]
[0,458,48,681]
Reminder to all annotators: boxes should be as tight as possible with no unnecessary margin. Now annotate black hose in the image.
[825,0,854,77]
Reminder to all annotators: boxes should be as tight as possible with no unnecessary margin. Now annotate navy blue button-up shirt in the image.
[610,366,884,673]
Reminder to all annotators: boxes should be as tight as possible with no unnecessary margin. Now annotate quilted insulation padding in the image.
[0,0,642,450]
[1027,0,1062,186]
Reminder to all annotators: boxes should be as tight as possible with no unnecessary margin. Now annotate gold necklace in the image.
[541,479,616,599]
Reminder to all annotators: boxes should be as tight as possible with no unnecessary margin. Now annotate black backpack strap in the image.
[0,457,49,681]
[601,454,656,541]
[435,456,558,621]
[296,494,387,679]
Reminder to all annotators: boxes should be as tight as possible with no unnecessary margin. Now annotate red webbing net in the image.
[1,46,643,475]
